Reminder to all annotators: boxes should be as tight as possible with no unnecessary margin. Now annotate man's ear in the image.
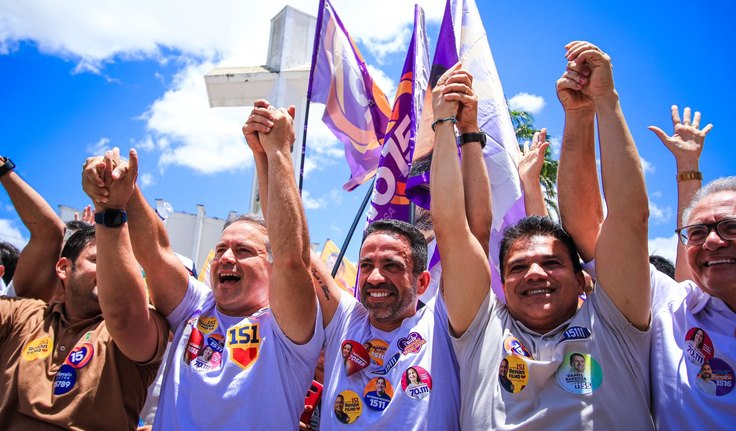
[56,257,71,283]
[416,270,431,296]
[575,271,586,295]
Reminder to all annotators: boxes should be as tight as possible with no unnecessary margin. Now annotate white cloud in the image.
[302,188,343,210]
[366,65,397,101]
[640,155,655,175]
[548,136,561,158]
[0,219,27,249]
[649,200,673,225]
[86,137,111,155]
[508,92,545,115]
[648,233,678,263]
[139,172,155,188]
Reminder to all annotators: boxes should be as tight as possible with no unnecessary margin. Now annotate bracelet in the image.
[676,171,702,182]
[431,117,457,132]
[0,157,15,179]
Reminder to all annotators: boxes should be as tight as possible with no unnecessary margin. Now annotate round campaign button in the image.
[499,355,529,393]
[556,352,603,395]
[503,336,532,358]
[334,390,362,424]
[694,358,735,397]
[53,364,77,395]
[342,340,370,376]
[65,343,94,369]
[684,327,715,365]
[363,377,394,411]
[364,339,389,366]
[401,366,432,400]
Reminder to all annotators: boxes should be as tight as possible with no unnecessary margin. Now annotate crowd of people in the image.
[0,39,733,430]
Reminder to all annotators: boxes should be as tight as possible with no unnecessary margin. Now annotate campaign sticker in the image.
[184,327,204,363]
[499,355,528,393]
[684,327,715,365]
[694,358,735,396]
[65,343,94,369]
[371,352,401,376]
[197,316,218,334]
[22,336,53,361]
[227,323,261,370]
[397,332,426,355]
[192,334,225,372]
[364,339,389,365]
[561,326,592,342]
[556,352,603,394]
[334,390,362,424]
[363,377,394,411]
[342,340,370,376]
[401,366,432,400]
[503,336,532,358]
[53,364,77,395]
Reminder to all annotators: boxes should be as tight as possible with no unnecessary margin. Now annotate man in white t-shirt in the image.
[432,42,654,430]
[83,100,322,429]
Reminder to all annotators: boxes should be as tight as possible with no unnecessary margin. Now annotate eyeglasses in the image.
[675,218,736,246]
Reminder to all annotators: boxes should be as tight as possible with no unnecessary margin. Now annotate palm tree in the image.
[509,109,559,218]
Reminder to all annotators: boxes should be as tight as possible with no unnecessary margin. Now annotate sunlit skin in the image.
[56,241,102,321]
[502,235,585,334]
[685,191,736,311]
[358,232,429,332]
[210,221,271,317]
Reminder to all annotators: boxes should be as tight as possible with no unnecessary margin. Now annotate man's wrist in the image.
[591,91,620,110]
[0,156,16,179]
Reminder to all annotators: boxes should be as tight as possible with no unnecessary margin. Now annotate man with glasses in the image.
[651,177,736,429]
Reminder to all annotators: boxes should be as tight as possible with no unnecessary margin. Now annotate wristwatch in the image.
[94,210,127,228]
[0,157,16,178]
[458,132,486,149]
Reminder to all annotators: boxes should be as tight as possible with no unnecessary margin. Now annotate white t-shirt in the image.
[321,291,460,430]
[153,276,323,430]
[651,270,736,429]
[453,282,653,430]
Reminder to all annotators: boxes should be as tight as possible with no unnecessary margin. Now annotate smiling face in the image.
[408,367,419,384]
[502,235,584,334]
[210,221,271,316]
[685,191,736,309]
[334,395,344,412]
[342,343,353,358]
[375,378,386,394]
[358,232,429,331]
[700,364,713,381]
[570,354,586,373]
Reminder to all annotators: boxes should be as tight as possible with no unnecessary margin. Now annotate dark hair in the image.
[0,242,20,284]
[406,366,422,385]
[649,255,675,279]
[363,219,428,276]
[223,214,272,262]
[499,216,582,283]
[689,328,705,349]
[61,225,96,263]
[570,352,585,366]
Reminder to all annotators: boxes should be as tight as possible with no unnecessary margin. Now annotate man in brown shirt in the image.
[0,218,168,428]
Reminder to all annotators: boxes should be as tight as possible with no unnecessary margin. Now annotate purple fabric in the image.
[309,0,392,191]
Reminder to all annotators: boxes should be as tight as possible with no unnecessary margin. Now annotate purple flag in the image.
[308,0,392,191]
[366,5,429,224]
[414,0,525,303]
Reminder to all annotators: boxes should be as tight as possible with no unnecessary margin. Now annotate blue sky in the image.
[1,0,734,265]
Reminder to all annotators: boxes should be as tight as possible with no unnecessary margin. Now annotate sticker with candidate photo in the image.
[65,343,94,369]
[499,355,528,393]
[191,334,225,372]
[363,377,394,411]
[334,390,362,424]
[694,358,734,397]
[363,339,388,365]
[184,327,204,363]
[53,364,77,395]
[556,352,603,395]
[684,327,715,365]
[503,336,532,358]
[341,340,370,376]
[401,366,432,400]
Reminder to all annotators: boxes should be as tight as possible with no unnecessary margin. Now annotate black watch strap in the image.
[94,210,127,228]
[458,132,486,149]
[0,157,16,178]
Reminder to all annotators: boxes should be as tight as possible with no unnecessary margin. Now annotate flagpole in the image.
[299,0,327,195]
[332,178,374,277]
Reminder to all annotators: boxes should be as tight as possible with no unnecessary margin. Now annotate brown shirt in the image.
[0,297,168,431]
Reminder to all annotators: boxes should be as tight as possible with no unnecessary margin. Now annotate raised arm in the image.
[566,41,650,328]
[0,156,66,301]
[556,59,602,262]
[83,149,166,362]
[649,105,712,281]
[430,66,492,336]
[255,104,317,344]
[518,129,551,218]
[82,151,188,317]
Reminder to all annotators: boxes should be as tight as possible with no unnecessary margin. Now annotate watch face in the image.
[107,211,126,227]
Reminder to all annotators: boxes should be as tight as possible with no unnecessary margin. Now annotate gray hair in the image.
[682,176,736,226]
[223,214,273,263]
